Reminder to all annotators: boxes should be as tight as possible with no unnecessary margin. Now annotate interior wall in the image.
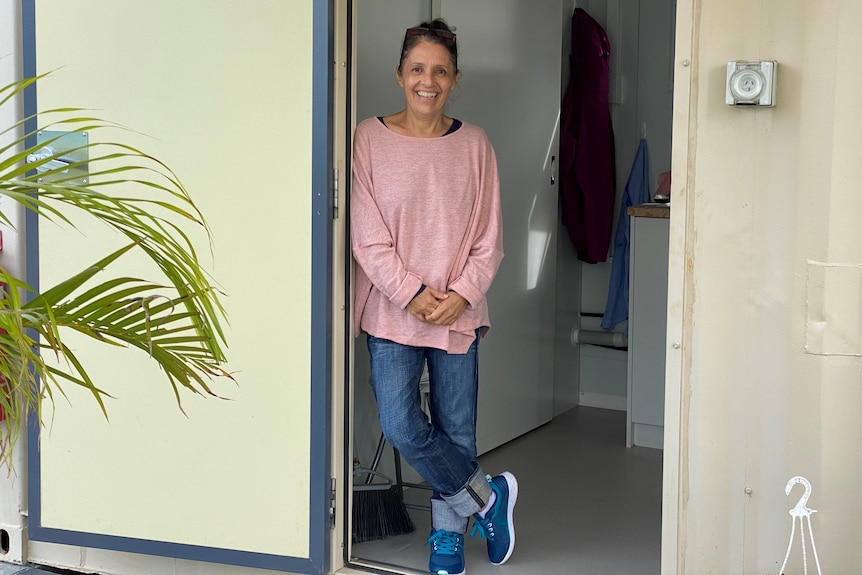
[559,0,676,411]
[561,1,617,413]
[551,0,581,415]
[671,0,862,571]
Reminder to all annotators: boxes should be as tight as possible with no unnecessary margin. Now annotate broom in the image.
[352,436,415,543]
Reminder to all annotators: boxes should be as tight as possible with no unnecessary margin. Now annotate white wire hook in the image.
[779,476,822,575]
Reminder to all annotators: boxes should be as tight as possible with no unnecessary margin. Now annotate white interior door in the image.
[25,1,332,573]
[440,0,563,452]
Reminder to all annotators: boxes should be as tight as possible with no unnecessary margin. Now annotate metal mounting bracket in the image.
[26,130,89,185]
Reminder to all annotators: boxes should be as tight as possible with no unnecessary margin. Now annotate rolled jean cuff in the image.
[431,498,469,534]
[441,466,492,518]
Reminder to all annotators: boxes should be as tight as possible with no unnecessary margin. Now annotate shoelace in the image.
[428,530,462,556]
[470,516,496,541]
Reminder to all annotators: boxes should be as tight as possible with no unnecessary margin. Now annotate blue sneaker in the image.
[427,529,465,575]
[470,472,518,565]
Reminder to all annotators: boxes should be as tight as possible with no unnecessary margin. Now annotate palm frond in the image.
[0,75,231,467]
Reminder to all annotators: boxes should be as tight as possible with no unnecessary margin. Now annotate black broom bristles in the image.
[352,469,415,543]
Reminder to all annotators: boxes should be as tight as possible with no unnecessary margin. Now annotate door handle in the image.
[26,147,72,174]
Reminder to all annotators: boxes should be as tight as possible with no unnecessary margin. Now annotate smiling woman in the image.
[383,21,461,138]
[350,18,519,575]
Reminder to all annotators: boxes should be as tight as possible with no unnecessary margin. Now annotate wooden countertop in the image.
[627,203,670,218]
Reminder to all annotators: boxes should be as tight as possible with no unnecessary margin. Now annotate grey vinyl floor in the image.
[349,406,663,575]
[0,566,53,575]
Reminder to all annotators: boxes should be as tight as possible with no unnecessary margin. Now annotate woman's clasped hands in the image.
[407,287,468,325]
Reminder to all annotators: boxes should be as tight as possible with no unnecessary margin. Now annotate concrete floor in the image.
[350,406,664,575]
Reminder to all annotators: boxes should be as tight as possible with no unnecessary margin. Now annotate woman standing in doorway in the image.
[351,18,517,575]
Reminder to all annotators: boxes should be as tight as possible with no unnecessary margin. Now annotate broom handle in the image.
[367,433,387,484]
[393,448,406,500]
[353,468,395,491]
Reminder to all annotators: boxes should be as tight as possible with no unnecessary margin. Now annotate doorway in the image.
[345,0,676,573]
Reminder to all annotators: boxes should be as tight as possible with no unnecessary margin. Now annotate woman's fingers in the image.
[426,292,467,325]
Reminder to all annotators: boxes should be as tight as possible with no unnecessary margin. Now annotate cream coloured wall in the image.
[667,0,862,572]
[31,0,315,564]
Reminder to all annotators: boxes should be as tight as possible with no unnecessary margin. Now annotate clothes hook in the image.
[641,122,647,140]
[779,476,823,575]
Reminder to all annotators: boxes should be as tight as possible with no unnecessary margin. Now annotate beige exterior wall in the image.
[667,0,862,572]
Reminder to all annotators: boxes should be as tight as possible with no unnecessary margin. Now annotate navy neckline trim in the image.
[377,116,462,136]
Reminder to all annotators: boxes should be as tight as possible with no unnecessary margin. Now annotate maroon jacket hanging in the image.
[560,8,615,264]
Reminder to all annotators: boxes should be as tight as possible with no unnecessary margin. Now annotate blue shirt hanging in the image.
[601,138,651,331]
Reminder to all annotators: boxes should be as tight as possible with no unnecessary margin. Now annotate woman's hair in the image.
[398,18,459,73]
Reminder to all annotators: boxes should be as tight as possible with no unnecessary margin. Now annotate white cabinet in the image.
[626,207,670,449]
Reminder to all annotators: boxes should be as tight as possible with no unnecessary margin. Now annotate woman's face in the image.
[396,39,459,120]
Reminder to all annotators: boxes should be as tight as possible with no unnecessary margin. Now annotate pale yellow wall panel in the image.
[35,0,315,558]
[678,0,862,572]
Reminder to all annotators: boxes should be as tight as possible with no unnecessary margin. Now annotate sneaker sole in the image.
[493,471,518,565]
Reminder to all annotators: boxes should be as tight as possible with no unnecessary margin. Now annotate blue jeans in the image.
[367,333,493,533]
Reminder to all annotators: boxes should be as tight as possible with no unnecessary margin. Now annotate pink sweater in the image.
[351,117,504,354]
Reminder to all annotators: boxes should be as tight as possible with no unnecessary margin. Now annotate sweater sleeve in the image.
[350,124,424,310]
[448,135,504,306]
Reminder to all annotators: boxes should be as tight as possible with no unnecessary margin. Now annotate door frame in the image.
[21,1,335,573]
[331,0,353,571]
[661,0,694,573]
[335,2,694,575]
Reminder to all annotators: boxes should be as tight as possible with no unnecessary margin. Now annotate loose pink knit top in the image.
[351,117,504,354]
